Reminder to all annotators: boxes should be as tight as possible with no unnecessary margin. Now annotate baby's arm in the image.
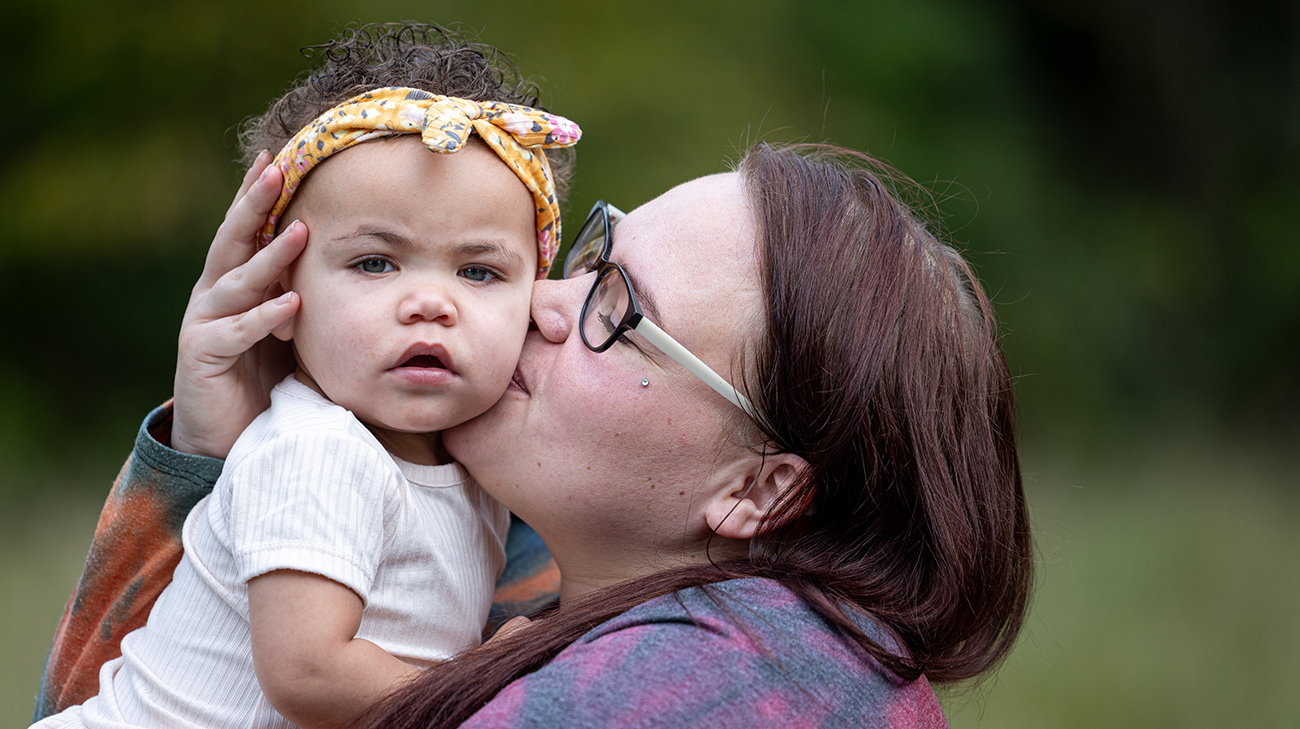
[248,570,420,729]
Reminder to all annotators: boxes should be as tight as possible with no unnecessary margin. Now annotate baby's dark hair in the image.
[238,22,574,203]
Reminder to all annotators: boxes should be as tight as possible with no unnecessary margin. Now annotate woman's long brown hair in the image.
[359,143,1032,728]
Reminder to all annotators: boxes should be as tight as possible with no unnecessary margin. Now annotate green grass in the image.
[944,451,1300,728]
[1,491,101,726]
[3,449,1297,728]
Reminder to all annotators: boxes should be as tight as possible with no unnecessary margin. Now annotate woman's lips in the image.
[507,365,530,395]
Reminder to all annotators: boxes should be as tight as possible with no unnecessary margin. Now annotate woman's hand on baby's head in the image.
[171,152,307,458]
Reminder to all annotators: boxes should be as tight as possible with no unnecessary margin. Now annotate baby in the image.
[33,30,579,729]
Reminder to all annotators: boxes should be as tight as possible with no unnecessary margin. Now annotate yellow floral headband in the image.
[259,87,581,277]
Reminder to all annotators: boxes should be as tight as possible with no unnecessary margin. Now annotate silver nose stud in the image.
[641,378,650,387]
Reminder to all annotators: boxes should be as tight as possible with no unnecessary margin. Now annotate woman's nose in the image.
[399,287,458,325]
[530,275,589,343]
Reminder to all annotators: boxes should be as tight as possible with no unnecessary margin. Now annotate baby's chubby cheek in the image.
[305,325,382,385]
[470,344,523,402]
[332,327,378,361]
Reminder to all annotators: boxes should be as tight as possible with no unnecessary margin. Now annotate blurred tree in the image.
[995,0,1300,445]
[1,0,1295,494]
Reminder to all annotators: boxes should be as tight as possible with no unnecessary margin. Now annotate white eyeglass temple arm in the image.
[633,318,760,422]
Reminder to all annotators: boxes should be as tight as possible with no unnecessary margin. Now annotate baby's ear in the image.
[269,278,295,341]
[270,316,294,342]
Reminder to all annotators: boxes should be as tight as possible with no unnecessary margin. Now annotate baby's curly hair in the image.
[239,22,574,203]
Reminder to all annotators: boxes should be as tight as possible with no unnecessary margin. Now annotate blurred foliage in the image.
[1,0,1297,489]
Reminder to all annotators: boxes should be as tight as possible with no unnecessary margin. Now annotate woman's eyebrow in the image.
[622,267,663,324]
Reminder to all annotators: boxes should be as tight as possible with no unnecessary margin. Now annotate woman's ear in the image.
[704,452,811,540]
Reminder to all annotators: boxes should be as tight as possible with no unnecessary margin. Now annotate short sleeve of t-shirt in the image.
[222,428,398,604]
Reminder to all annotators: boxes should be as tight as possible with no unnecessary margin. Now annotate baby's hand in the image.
[172,152,307,458]
[485,615,533,646]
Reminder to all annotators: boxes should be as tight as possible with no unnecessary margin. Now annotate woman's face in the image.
[443,172,765,592]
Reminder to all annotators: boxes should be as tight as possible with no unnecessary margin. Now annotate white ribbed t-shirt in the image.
[49,376,510,729]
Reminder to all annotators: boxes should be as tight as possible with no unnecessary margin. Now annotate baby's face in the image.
[277,136,536,461]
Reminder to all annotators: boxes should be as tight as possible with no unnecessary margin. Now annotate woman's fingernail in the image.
[257,164,274,184]
[275,292,294,305]
[285,220,299,234]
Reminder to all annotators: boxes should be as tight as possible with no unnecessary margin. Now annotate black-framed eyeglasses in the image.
[562,200,757,419]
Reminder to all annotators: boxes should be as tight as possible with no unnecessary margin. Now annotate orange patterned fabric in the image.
[259,87,581,277]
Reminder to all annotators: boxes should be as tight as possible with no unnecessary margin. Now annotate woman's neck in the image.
[553,536,750,605]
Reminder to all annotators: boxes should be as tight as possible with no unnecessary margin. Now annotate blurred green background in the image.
[2,0,1297,726]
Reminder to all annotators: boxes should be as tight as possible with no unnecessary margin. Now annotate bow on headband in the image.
[259,87,582,277]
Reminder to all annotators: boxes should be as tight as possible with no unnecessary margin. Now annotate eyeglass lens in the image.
[563,208,608,280]
[582,268,635,351]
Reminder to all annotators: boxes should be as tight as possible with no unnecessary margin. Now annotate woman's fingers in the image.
[195,220,308,322]
[172,287,299,459]
[197,157,285,291]
[170,152,300,458]
[202,291,300,359]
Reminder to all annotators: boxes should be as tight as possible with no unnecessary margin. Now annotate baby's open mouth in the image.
[391,344,455,377]
[400,354,446,369]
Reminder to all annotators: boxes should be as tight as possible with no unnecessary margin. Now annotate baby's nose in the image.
[399,288,458,325]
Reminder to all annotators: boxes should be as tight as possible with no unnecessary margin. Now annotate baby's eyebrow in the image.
[336,228,527,269]
[456,241,526,270]
[337,228,410,247]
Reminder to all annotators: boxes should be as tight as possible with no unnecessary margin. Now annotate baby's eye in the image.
[356,258,395,274]
[460,265,501,283]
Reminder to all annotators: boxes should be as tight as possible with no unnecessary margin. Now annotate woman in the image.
[354,144,1032,727]
[36,39,1031,729]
